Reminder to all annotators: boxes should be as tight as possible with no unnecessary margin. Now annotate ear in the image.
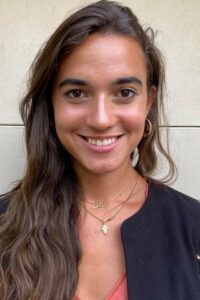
[146,85,157,116]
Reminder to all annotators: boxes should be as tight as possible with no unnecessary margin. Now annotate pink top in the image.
[74,272,128,300]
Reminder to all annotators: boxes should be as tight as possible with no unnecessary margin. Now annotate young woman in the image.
[0,1,200,299]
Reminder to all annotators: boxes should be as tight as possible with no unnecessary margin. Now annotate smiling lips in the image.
[87,137,117,147]
[80,135,123,147]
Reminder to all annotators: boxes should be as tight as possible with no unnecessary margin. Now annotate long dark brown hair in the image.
[0,1,175,299]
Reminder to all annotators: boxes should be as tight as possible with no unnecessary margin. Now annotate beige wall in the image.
[0,0,200,198]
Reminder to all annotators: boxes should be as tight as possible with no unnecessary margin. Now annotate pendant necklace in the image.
[82,174,139,235]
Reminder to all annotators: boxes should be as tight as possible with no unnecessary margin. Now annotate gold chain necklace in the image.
[84,193,132,210]
[82,174,139,235]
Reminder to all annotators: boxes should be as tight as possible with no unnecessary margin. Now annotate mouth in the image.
[78,135,123,147]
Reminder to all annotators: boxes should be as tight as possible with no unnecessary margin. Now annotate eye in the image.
[118,88,136,98]
[64,89,86,98]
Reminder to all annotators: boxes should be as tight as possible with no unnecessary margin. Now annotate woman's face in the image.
[52,33,155,176]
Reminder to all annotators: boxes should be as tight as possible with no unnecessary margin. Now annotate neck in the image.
[75,162,139,206]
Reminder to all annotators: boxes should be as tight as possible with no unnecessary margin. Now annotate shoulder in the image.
[149,181,200,212]
[149,181,200,231]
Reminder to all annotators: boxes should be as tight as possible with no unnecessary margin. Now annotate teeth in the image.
[87,137,117,147]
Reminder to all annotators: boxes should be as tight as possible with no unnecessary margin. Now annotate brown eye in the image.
[65,89,85,98]
[120,88,135,97]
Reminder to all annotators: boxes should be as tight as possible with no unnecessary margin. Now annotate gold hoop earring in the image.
[143,118,152,137]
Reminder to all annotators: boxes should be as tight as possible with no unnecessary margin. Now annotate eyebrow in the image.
[59,78,87,87]
[112,76,143,86]
[59,76,143,88]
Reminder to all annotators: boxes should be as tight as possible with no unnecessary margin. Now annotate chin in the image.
[82,158,130,176]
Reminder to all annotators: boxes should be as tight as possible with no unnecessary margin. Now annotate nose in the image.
[86,96,116,130]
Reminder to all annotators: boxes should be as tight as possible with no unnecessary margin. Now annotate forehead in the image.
[55,33,147,86]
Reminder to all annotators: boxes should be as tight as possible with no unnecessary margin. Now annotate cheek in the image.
[54,105,85,133]
[121,108,146,131]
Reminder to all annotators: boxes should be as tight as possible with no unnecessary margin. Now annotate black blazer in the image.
[121,182,200,299]
[1,182,200,299]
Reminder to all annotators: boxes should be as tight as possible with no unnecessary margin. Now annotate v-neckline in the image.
[74,271,127,300]
[106,271,127,299]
